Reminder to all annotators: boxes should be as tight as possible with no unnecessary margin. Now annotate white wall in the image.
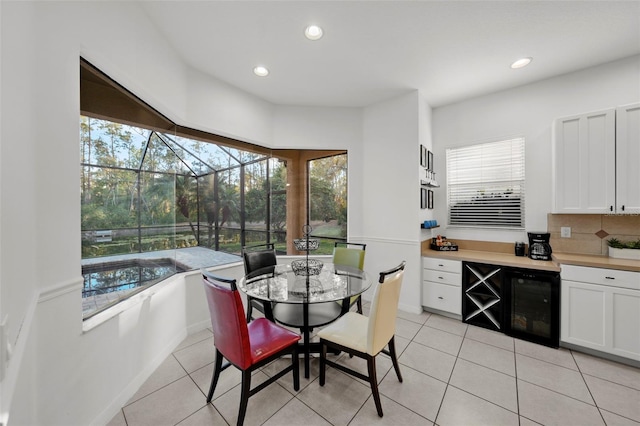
[362,92,424,315]
[185,67,275,145]
[0,3,40,424]
[432,55,640,243]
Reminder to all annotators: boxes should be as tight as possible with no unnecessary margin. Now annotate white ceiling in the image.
[140,1,640,108]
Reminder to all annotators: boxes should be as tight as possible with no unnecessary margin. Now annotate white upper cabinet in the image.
[553,108,615,213]
[553,103,639,214]
[616,103,640,214]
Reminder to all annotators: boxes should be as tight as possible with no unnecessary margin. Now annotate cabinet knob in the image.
[438,296,444,299]
[610,205,613,211]
[438,276,444,280]
[605,276,615,280]
[438,264,444,267]
[621,205,625,211]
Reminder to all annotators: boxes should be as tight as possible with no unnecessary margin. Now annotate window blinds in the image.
[446,138,525,228]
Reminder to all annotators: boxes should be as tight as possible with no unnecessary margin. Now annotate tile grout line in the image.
[431,320,469,425]
[123,354,191,409]
[441,324,529,421]
[513,339,521,424]
[572,350,608,425]
[378,323,445,423]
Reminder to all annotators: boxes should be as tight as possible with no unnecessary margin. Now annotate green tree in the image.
[309,154,347,224]
[244,160,287,238]
[309,176,337,222]
[176,175,198,239]
[269,164,288,241]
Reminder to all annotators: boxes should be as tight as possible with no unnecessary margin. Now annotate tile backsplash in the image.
[548,214,640,256]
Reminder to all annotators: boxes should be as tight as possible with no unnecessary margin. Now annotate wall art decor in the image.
[421,187,428,209]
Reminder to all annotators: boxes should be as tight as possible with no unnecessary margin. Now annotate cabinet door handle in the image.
[605,276,615,280]
[610,205,613,211]
[621,205,625,211]
[438,276,444,280]
[438,264,444,267]
[438,296,444,299]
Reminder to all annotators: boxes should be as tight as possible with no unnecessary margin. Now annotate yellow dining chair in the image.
[317,261,406,418]
[332,242,366,314]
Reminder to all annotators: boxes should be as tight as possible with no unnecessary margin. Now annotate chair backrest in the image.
[366,261,406,355]
[242,243,277,276]
[202,272,253,370]
[332,242,366,270]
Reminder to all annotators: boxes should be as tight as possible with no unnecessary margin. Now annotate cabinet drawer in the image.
[423,257,462,274]
[562,265,640,290]
[423,269,461,287]
[422,282,461,315]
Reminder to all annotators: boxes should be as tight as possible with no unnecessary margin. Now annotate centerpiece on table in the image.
[291,225,324,275]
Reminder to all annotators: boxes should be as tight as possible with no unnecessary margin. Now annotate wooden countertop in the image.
[421,248,561,272]
[422,245,640,273]
[552,252,640,273]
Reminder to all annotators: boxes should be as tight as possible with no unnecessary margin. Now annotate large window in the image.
[446,138,525,229]
[80,117,283,258]
[309,154,348,252]
[80,58,348,318]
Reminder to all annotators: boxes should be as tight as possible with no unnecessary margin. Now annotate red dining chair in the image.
[202,271,300,426]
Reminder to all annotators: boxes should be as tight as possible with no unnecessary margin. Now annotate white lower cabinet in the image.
[561,265,640,361]
[422,257,462,315]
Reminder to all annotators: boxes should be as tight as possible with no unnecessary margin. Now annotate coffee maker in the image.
[528,232,552,261]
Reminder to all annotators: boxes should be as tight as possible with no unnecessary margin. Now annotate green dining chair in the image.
[333,242,366,314]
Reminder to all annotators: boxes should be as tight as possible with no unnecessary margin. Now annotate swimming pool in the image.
[82,258,187,317]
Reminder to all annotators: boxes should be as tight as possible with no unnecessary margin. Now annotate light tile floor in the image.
[108,306,640,426]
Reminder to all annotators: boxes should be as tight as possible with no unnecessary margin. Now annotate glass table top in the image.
[238,262,371,304]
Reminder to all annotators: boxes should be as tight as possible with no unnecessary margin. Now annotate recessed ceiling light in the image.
[304,25,323,41]
[511,57,532,69]
[253,66,269,77]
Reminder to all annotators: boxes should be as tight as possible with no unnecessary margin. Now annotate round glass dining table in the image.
[238,262,372,378]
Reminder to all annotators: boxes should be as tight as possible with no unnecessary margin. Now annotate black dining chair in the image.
[242,243,277,323]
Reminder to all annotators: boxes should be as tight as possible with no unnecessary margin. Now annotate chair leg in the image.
[388,336,403,383]
[319,341,327,386]
[292,346,300,391]
[356,296,363,314]
[246,298,253,323]
[237,370,252,426]
[367,355,383,417]
[207,349,224,403]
